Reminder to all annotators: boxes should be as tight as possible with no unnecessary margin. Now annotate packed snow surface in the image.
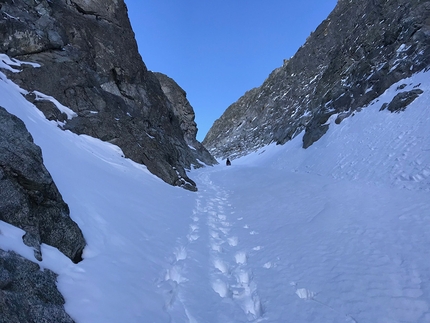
[1,56,430,322]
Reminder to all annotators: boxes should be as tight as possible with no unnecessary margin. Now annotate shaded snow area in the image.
[1,56,430,322]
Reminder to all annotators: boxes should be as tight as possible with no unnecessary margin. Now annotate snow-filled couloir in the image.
[1,57,430,322]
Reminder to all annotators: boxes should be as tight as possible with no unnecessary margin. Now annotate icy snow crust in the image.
[1,56,430,322]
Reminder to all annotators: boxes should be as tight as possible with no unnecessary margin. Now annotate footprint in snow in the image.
[189,224,198,232]
[174,246,187,261]
[235,251,247,265]
[227,236,238,247]
[211,242,223,253]
[165,265,187,284]
[218,214,227,221]
[210,230,220,240]
[232,279,263,319]
[263,262,272,269]
[212,279,230,298]
[208,210,217,217]
[187,233,199,242]
[213,258,230,275]
[208,220,218,230]
[236,270,250,285]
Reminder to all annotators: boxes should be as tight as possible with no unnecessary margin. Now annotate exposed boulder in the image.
[380,88,424,113]
[0,106,85,263]
[0,249,75,323]
[0,0,215,191]
[203,0,430,159]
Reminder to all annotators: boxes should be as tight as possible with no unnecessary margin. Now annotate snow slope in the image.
[1,55,430,322]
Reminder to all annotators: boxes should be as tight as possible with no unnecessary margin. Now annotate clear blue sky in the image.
[124,1,337,141]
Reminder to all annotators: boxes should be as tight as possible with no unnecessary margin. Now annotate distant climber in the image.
[226,158,231,166]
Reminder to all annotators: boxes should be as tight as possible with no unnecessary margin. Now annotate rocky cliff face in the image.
[0,0,215,191]
[154,72,218,166]
[203,0,430,159]
[0,107,85,263]
[0,106,84,322]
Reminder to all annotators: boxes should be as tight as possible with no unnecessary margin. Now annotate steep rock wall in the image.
[0,0,215,191]
[154,72,218,166]
[0,106,85,322]
[203,0,430,159]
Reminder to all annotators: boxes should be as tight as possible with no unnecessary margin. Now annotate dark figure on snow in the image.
[226,158,231,166]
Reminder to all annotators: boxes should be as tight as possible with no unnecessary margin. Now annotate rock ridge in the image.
[203,0,430,159]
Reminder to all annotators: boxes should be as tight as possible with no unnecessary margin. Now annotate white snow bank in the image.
[33,90,78,119]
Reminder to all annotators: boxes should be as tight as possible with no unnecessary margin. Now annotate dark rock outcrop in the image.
[0,249,75,323]
[380,88,424,113]
[203,0,430,159]
[154,73,218,166]
[0,106,85,263]
[0,0,215,191]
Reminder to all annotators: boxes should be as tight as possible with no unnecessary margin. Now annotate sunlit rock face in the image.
[0,0,215,191]
[203,0,430,159]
